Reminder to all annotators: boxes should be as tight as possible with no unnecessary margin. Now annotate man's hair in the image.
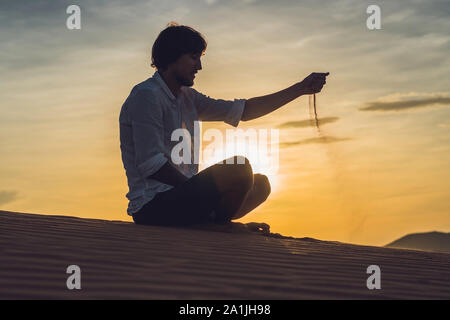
[151,22,207,71]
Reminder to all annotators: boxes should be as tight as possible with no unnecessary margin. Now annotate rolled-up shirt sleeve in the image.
[191,88,246,127]
[129,89,168,178]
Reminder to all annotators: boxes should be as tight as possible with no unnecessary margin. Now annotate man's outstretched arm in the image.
[241,72,329,121]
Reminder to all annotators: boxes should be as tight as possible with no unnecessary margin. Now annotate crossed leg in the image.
[208,156,271,223]
[132,155,271,227]
[231,173,271,220]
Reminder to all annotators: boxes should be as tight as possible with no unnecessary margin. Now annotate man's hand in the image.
[148,161,189,187]
[299,72,329,95]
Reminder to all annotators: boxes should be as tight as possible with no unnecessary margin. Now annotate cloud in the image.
[277,117,339,129]
[279,136,352,148]
[360,95,450,112]
[0,190,19,206]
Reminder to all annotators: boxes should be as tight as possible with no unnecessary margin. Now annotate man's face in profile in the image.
[173,52,203,87]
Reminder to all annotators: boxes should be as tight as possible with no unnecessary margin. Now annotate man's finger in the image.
[312,73,329,80]
[312,87,322,93]
[314,72,329,77]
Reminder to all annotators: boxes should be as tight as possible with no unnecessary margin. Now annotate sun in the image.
[199,139,281,193]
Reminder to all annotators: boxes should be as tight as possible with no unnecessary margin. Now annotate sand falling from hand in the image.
[309,94,321,135]
[307,94,367,243]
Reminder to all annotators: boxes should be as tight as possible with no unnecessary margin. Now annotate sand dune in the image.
[1,210,449,299]
[386,231,450,253]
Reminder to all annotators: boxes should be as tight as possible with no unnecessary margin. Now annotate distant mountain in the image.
[385,232,450,253]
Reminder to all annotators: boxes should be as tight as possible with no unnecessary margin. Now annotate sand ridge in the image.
[1,210,449,299]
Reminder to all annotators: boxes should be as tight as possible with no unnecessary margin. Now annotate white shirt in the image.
[119,71,246,215]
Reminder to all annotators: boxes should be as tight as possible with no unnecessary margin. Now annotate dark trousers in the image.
[132,156,255,226]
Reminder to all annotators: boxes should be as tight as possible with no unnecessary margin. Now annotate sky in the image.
[1,0,449,246]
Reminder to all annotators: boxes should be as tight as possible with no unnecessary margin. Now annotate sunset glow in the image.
[1,0,449,246]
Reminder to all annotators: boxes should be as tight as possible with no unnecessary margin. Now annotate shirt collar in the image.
[153,71,176,101]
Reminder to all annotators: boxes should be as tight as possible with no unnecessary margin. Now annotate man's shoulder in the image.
[131,78,161,99]
[121,78,163,117]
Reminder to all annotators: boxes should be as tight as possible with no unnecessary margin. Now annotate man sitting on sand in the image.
[119,23,328,227]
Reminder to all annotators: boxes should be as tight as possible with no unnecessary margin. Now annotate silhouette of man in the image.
[119,23,328,226]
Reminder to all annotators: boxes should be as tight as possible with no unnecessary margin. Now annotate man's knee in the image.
[230,156,253,191]
[212,155,253,193]
[255,173,271,201]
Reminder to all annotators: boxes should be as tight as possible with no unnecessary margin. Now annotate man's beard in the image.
[176,74,193,87]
